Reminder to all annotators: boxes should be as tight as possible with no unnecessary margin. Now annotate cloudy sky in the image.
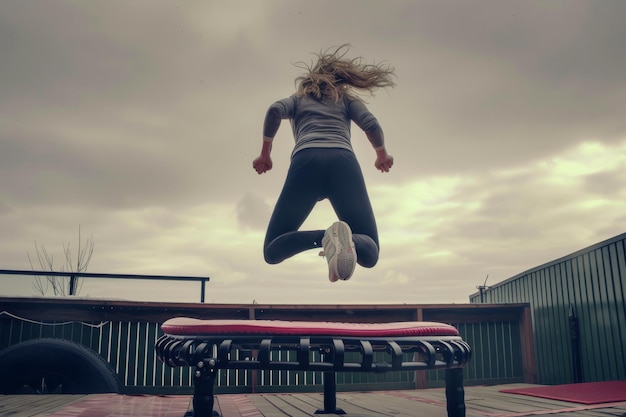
[1,0,625,305]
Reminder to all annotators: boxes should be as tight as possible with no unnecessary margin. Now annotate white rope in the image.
[0,310,110,329]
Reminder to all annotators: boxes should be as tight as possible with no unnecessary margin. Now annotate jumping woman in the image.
[253,45,396,282]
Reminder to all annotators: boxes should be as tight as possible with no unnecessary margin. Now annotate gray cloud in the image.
[0,201,15,216]
[236,192,271,231]
[584,170,626,197]
[1,0,625,304]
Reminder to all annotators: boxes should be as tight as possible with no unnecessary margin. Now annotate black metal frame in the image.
[156,332,471,417]
[0,269,210,302]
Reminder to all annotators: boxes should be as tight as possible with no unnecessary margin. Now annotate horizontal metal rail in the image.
[0,269,210,302]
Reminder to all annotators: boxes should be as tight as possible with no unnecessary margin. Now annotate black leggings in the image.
[263,148,379,268]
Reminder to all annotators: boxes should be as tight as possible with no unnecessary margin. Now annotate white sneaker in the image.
[320,221,356,282]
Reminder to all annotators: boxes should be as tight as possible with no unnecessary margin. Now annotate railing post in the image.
[69,275,77,296]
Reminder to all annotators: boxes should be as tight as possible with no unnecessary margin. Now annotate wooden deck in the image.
[2,385,626,417]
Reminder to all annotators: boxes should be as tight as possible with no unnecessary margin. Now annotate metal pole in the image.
[569,304,582,383]
[69,275,77,296]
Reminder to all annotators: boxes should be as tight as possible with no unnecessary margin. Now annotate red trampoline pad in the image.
[161,318,459,338]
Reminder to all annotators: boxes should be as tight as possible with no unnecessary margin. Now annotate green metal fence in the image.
[0,301,529,394]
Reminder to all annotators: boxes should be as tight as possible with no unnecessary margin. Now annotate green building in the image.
[470,233,626,385]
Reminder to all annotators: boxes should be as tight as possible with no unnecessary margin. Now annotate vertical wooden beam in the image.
[414,308,427,389]
[249,307,258,394]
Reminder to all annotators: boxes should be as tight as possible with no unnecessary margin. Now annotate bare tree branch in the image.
[28,226,94,296]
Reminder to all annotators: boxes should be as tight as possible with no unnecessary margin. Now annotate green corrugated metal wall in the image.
[469,233,626,385]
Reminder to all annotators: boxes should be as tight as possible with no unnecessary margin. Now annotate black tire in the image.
[0,338,122,394]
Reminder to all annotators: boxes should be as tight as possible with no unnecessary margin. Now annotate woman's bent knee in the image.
[357,257,378,268]
[264,248,282,265]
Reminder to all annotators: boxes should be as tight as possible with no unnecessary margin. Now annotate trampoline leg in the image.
[192,362,219,417]
[315,371,345,414]
[445,368,466,417]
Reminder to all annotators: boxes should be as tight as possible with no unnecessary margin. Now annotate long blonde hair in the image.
[295,44,396,102]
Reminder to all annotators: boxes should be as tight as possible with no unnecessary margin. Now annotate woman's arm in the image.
[373,143,394,173]
[350,99,394,172]
[254,97,296,174]
[253,136,273,174]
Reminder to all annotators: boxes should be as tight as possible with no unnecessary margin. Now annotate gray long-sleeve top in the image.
[263,94,384,157]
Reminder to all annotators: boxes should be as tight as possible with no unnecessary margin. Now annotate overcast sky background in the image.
[1,0,625,305]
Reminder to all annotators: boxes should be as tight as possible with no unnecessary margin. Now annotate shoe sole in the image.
[331,221,356,281]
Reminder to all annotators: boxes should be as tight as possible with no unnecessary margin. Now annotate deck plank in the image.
[2,386,626,417]
[0,394,86,417]
[258,393,320,416]
[340,391,447,416]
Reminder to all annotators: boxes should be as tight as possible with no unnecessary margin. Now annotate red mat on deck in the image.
[500,381,626,404]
